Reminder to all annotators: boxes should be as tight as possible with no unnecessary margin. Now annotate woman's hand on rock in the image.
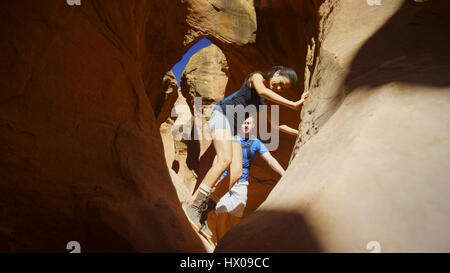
[301,90,311,101]
[294,91,311,110]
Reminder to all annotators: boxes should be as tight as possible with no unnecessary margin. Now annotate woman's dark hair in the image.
[246,66,298,88]
[266,66,298,88]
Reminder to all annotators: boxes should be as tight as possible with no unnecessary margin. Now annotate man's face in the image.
[241,116,255,135]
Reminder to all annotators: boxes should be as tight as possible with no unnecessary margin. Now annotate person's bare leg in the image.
[211,141,243,241]
[216,212,228,242]
[211,174,230,199]
[184,129,233,235]
[210,155,228,196]
[196,129,233,191]
[209,140,242,201]
[228,140,243,191]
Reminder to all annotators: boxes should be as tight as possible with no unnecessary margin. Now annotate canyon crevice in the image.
[0,0,449,252]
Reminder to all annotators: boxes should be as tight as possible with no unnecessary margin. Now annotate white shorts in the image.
[215,182,248,217]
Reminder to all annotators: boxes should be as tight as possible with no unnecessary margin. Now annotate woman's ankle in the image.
[198,183,213,196]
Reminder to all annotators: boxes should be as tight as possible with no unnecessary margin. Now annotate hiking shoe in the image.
[184,192,209,230]
[199,219,213,238]
[198,197,217,238]
[201,197,217,222]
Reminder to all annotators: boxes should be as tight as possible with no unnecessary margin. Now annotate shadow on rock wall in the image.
[344,0,450,91]
[214,210,321,253]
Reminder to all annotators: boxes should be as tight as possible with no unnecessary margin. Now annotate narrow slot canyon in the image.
[0,0,449,253]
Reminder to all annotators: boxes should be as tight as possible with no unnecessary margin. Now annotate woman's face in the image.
[269,71,291,92]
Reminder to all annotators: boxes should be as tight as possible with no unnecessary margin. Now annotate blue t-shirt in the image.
[219,135,269,183]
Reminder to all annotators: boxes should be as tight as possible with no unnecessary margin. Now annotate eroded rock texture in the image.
[0,0,264,252]
[182,0,326,219]
[212,0,327,215]
[1,0,449,253]
[0,0,206,252]
[216,0,450,252]
[181,43,229,156]
[160,88,197,206]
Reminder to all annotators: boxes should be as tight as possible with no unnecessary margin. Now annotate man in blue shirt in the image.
[201,115,287,240]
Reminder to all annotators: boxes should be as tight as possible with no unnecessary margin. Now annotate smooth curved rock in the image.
[0,0,204,252]
[2,0,449,253]
[216,0,450,253]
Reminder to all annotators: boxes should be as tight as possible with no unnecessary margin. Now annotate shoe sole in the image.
[182,205,214,242]
[187,217,216,246]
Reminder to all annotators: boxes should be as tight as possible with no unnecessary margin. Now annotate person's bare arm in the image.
[264,106,298,136]
[279,125,299,136]
[276,90,309,135]
[261,152,285,177]
[249,73,305,110]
